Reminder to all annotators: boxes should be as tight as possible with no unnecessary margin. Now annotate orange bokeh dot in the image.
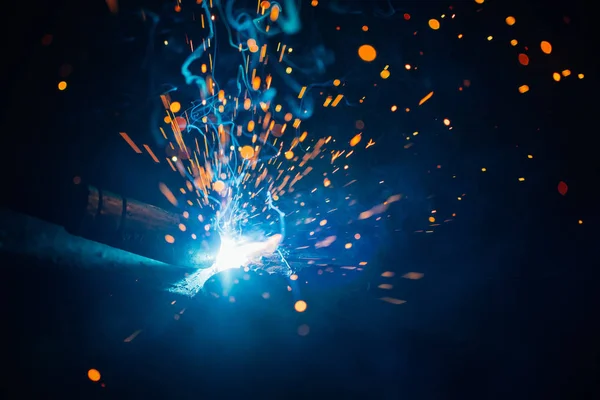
[213,180,226,192]
[428,19,440,30]
[170,101,181,113]
[358,44,377,62]
[87,369,101,382]
[240,145,255,160]
[540,41,552,54]
[350,133,362,147]
[294,300,307,312]
[518,53,529,66]
[164,234,175,244]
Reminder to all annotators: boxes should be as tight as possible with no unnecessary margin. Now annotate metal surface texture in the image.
[1,183,218,269]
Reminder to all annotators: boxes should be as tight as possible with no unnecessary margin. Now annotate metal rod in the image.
[2,182,217,269]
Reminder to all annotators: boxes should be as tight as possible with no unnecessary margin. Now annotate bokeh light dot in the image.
[174,116,187,130]
[165,235,175,244]
[358,44,377,62]
[558,181,568,196]
[240,145,255,159]
[294,300,307,312]
[540,41,552,54]
[87,369,101,382]
[213,180,226,192]
[170,101,181,113]
[428,19,440,30]
[518,53,529,66]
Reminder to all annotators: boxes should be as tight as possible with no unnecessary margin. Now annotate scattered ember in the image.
[43,1,587,379]
[87,369,101,382]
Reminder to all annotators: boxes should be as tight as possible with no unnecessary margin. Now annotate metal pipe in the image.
[3,182,217,269]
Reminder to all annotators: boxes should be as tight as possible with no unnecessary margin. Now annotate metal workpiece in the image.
[2,182,218,270]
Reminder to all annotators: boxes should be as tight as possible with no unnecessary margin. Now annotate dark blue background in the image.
[2,0,597,398]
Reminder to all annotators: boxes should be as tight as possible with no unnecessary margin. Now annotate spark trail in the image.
[155,0,344,296]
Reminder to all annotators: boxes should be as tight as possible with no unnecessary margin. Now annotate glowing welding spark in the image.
[213,235,250,272]
[168,232,286,296]
[151,0,372,298]
[267,190,286,240]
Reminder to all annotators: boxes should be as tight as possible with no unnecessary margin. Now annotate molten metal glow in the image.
[169,232,286,296]
[214,233,283,272]
[214,236,248,272]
